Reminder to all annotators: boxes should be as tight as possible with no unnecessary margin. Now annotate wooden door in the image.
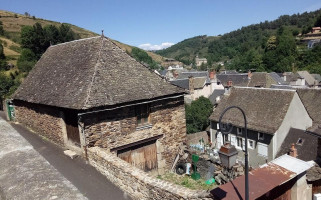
[65,110,81,147]
[117,141,157,171]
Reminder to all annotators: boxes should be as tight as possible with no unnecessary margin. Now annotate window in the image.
[258,132,264,141]
[257,142,268,157]
[223,134,230,143]
[296,138,304,146]
[136,104,150,126]
[237,128,242,135]
[248,140,255,149]
[230,135,236,146]
[236,137,245,150]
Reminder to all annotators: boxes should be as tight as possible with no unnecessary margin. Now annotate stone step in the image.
[64,150,78,159]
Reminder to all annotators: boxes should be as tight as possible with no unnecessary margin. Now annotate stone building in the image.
[12,36,187,174]
[209,87,312,167]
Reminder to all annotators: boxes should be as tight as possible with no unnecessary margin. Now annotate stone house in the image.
[12,36,187,173]
[195,55,207,67]
[170,71,224,103]
[209,87,312,167]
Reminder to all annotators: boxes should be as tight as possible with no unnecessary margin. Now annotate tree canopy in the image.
[185,97,213,134]
[18,22,80,73]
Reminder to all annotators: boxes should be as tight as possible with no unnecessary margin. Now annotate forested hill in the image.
[156,9,321,73]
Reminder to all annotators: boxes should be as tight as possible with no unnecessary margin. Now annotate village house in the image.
[11,36,187,174]
[195,55,207,67]
[170,71,224,103]
[209,87,312,167]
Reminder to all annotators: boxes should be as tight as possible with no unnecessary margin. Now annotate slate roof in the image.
[247,72,277,88]
[219,70,239,75]
[216,74,248,87]
[271,84,294,90]
[170,77,206,90]
[208,89,225,104]
[13,36,184,109]
[176,71,208,79]
[296,88,321,123]
[170,79,189,90]
[297,71,316,86]
[269,72,286,85]
[312,74,321,82]
[276,128,318,161]
[209,87,296,134]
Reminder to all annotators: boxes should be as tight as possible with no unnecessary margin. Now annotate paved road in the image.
[0,111,129,200]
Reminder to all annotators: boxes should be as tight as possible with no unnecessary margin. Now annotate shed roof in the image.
[13,36,184,109]
[209,87,296,134]
[211,163,295,200]
[211,155,312,200]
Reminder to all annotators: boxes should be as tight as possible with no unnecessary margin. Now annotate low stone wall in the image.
[88,147,212,200]
[13,100,65,146]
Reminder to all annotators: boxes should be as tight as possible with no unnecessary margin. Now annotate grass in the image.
[157,172,216,191]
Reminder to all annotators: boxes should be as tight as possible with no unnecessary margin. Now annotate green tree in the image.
[0,43,7,70]
[43,25,61,45]
[185,97,213,134]
[59,23,79,43]
[0,72,13,99]
[17,48,37,72]
[131,47,159,69]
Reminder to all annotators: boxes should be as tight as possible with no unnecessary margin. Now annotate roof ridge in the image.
[50,36,101,48]
[83,36,105,108]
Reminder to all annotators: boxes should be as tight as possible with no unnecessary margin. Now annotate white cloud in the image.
[138,42,174,51]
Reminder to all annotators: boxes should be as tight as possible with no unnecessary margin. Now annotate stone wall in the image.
[83,97,187,170]
[14,100,65,146]
[88,147,212,200]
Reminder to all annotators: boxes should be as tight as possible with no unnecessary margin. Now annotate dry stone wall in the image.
[88,147,212,200]
[13,101,65,145]
[83,97,187,169]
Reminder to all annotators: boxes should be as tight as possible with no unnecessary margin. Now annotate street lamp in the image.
[218,106,249,200]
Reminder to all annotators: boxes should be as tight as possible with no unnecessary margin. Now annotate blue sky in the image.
[1,0,321,50]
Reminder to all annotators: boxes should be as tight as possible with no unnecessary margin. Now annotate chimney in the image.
[248,70,252,79]
[227,80,233,87]
[189,76,194,94]
[173,71,178,79]
[289,143,297,158]
[209,71,216,80]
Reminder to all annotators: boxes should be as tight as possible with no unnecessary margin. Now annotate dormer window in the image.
[258,132,264,141]
[296,138,304,146]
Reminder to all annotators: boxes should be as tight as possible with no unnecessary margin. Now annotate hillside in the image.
[156,9,321,73]
[0,10,166,66]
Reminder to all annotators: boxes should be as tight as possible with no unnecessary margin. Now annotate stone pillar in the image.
[156,140,166,175]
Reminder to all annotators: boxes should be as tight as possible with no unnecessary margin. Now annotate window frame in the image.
[135,104,151,127]
[258,132,264,141]
[248,139,255,149]
[237,127,242,135]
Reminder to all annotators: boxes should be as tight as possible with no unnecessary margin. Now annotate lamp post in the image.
[218,106,249,200]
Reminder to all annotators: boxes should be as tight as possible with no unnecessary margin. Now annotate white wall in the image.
[274,93,312,158]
